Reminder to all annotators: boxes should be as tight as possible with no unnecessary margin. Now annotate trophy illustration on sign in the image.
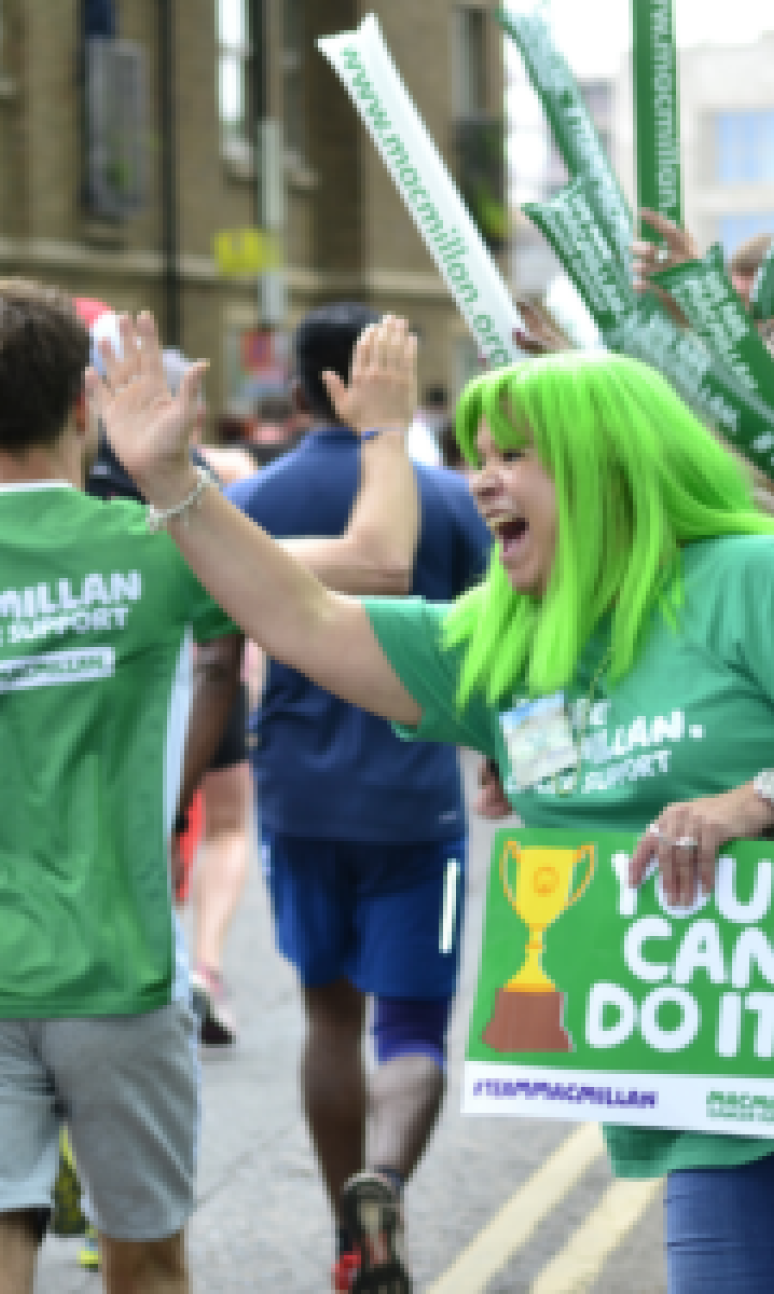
[483,840,595,1053]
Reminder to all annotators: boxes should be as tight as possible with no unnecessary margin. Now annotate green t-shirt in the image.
[0,484,234,1018]
[365,533,774,1177]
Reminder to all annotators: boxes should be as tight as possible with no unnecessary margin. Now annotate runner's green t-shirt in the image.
[0,483,234,1018]
[364,533,774,1178]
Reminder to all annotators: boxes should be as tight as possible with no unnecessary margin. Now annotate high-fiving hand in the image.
[85,311,208,507]
[322,314,417,436]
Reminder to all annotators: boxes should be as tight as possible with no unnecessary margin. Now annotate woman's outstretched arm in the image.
[87,311,424,726]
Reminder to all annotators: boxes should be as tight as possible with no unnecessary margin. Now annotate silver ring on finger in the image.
[675,835,698,850]
[655,246,670,264]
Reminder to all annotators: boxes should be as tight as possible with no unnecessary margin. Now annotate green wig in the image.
[444,350,774,707]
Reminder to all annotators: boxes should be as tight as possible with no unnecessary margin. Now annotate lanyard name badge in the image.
[500,692,578,792]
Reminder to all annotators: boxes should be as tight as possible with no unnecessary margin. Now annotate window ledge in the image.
[220,139,318,191]
[0,73,16,101]
[81,216,128,249]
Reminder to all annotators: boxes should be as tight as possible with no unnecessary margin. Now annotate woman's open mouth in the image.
[497,517,528,558]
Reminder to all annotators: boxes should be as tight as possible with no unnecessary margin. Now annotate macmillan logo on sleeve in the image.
[0,646,115,691]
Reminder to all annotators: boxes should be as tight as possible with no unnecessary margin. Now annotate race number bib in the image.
[500,693,578,791]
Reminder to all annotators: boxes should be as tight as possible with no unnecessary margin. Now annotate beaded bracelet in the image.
[147,464,215,533]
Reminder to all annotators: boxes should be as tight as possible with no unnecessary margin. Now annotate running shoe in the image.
[52,1129,87,1237]
[337,1171,411,1293]
[191,964,237,1045]
[78,1225,100,1271]
[332,1250,360,1291]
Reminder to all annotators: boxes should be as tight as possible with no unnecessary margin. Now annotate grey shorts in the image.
[0,1001,199,1242]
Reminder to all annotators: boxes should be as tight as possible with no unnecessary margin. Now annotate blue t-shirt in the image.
[228,425,491,842]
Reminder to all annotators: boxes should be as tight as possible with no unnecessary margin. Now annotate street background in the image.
[37,753,665,1293]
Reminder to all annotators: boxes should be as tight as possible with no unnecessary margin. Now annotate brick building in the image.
[0,0,505,430]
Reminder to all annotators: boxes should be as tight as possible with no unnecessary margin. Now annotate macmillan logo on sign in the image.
[707,1090,774,1124]
[333,43,514,368]
[0,646,115,691]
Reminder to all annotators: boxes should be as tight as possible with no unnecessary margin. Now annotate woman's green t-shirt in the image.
[364,534,774,1178]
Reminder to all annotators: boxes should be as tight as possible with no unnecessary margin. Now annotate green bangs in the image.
[455,364,533,466]
[444,351,774,710]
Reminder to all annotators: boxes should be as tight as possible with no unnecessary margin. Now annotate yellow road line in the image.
[529,1176,663,1294]
[425,1123,604,1294]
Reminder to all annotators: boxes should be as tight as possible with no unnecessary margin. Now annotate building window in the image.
[451,6,486,119]
[716,111,774,184]
[282,0,306,160]
[81,0,148,223]
[84,0,117,39]
[719,212,774,257]
[451,7,505,252]
[218,0,254,147]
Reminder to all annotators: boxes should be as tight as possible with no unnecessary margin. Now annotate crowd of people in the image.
[1,209,774,1294]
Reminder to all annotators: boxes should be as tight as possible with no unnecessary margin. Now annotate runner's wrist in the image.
[140,463,199,509]
[147,465,215,533]
[361,425,408,449]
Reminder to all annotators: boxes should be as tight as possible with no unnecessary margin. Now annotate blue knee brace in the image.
[372,995,452,1069]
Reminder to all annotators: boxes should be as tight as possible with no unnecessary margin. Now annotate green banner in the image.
[605,295,774,477]
[523,181,774,475]
[652,243,774,407]
[453,117,509,254]
[632,0,682,240]
[498,5,633,267]
[510,7,774,481]
[524,177,637,334]
[464,828,774,1136]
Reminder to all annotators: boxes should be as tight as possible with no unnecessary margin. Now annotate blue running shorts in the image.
[261,830,467,999]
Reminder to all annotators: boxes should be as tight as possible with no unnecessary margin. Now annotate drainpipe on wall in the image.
[159,0,180,346]
[251,0,267,233]
[250,0,284,328]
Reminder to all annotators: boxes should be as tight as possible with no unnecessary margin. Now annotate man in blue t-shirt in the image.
[228,303,490,1291]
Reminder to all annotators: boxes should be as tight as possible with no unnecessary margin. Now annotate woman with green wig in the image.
[97,311,774,1293]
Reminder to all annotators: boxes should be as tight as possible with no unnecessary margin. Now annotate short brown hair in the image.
[0,279,89,452]
[729,232,773,279]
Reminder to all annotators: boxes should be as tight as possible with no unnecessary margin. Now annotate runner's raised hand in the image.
[322,314,417,436]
